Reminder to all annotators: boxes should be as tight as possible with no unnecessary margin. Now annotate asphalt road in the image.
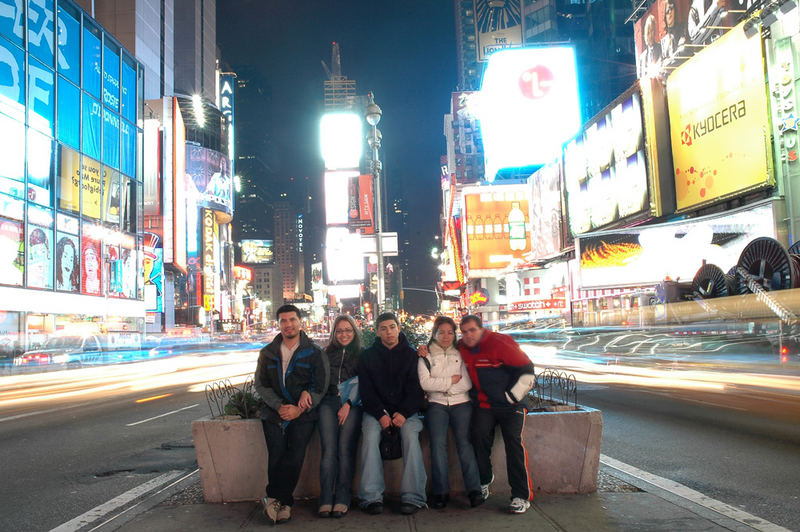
[0,343,798,531]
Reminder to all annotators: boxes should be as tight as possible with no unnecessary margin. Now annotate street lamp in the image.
[366,91,386,313]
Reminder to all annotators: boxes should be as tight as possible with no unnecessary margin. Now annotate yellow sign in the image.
[58,147,80,213]
[81,157,102,219]
[667,21,772,211]
[203,294,214,312]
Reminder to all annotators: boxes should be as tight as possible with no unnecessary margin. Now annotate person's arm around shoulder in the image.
[254,348,284,413]
[303,344,329,411]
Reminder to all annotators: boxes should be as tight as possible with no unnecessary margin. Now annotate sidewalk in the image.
[106,464,764,532]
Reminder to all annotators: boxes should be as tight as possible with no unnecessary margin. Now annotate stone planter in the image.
[192,405,602,503]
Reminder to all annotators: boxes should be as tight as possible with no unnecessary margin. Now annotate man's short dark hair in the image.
[375,312,399,328]
[276,304,302,320]
[460,314,483,330]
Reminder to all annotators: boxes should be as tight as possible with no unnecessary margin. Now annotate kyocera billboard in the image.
[480,47,581,181]
[667,21,773,212]
[462,184,532,274]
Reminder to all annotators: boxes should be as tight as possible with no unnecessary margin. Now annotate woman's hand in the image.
[451,374,462,384]
[337,402,351,426]
[417,345,429,357]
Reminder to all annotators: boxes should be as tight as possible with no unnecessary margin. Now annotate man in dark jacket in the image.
[358,312,426,515]
[254,304,329,524]
[459,314,535,515]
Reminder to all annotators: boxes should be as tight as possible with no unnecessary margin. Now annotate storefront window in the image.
[26,222,52,289]
[102,165,120,226]
[54,230,78,291]
[121,55,135,123]
[0,310,22,360]
[27,128,54,206]
[56,0,79,84]
[0,0,24,47]
[27,0,54,67]
[82,21,101,98]
[57,144,79,213]
[56,76,79,148]
[120,119,135,177]
[27,57,54,134]
[80,233,101,295]
[121,176,134,233]
[103,39,119,112]
[82,96,101,160]
[81,155,101,219]
[0,216,24,286]
[0,34,25,119]
[0,112,24,183]
[102,111,119,169]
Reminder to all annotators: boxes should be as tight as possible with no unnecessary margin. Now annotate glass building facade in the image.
[0,0,144,356]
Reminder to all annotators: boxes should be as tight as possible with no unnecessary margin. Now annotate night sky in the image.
[217,1,457,314]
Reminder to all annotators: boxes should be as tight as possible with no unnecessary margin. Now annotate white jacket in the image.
[417,341,472,406]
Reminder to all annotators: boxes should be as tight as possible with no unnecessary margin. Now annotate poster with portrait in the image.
[0,218,23,286]
[26,225,52,289]
[55,232,79,291]
[120,246,136,299]
[105,244,122,297]
[186,145,233,217]
[81,237,102,295]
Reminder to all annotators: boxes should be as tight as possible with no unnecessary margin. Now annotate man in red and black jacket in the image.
[458,314,536,514]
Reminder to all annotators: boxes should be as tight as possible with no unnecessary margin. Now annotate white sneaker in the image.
[480,474,495,500]
[262,497,280,524]
[277,504,292,524]
[509,497,531,514]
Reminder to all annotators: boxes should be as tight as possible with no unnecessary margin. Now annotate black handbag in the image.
[379,426,402,460]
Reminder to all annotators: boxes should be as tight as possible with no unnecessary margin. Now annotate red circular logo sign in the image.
[519,65,554,100]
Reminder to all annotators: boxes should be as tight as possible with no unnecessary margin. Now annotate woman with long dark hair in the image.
[318,314,363,518]
[418,316,483,509]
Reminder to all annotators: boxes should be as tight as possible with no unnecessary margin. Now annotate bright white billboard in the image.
[325,170,359,225]
[320,113,363,170]
[324,227,364,284]
[480,47,581,181]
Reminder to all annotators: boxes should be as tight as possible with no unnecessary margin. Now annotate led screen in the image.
[241,239,274,264]
[186,144,233,216]
[480,47,581,181]
[325,170,359,226]
[528,161,562,261]
[320,113,362,170]
[324,227,364,284]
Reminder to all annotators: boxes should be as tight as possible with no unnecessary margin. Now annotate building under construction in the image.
[322,42,357,111]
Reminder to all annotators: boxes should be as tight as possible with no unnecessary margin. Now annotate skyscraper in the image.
[323,42,357,111]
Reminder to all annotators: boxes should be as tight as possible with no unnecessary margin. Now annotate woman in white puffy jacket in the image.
[418,316,483,509]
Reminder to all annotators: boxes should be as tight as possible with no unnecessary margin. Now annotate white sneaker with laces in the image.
[277,504,292,524]
[480,474,495,500]
[262,497,280,524]
[509,497,531,514]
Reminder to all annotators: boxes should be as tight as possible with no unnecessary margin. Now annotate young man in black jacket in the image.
[357,312,427,515]
[254,304,329,524]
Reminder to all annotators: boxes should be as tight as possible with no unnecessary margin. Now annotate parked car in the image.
[13,335,104,368]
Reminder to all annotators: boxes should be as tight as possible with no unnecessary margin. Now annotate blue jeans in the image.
[359,413,427,507]
[426,401,481,495]
[318,394,362,507]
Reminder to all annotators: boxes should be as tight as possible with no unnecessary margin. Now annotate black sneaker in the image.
[468,490,486,508]
[430,494,448,509]
[400,503,423,515]
[362,502,383,515]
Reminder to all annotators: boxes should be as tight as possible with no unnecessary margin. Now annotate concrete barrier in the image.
[192,405,602,503]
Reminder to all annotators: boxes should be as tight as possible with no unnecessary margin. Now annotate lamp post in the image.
[365,92,385,313]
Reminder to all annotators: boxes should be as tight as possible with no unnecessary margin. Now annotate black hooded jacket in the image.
[357,332,424,420]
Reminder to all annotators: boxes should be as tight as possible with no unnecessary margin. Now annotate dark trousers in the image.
[262,418,316,506]
[471,406,533,501]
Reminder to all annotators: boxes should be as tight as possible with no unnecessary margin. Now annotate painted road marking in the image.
[125,404,199,426]
[601,454,791,532]
[50,470,185,532]
[0,401,95,423]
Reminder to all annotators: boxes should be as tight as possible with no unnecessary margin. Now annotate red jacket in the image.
[459,330,535,409]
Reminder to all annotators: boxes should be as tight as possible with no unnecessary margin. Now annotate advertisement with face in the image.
[578,203,776,288]
[528,162,562,261]
[55,232,79,291]
[26,225,52,289]
[668,22,772,211]
[241,239,274,264]
[463,184,531,273]
[474,0,523,62]
[186,145,233,218]
[0,218,23,286]
[121,247,136,299]
[81,236,102,295]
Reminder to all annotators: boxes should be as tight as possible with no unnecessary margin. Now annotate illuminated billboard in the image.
[578,202,776,288]
[480,47,581,181]
[474,0,523,62]
[241,239,274,264]
[320,113,362,170]
[81,234,102,296]
[173,98,188,272]
[348,174,374,234]
[0,218,23,286]
[325,170,359,226]
[462,184,532,274]
[667,22,772,211]
[311,262,323,291]
[26,225,52,289]
[565,80,674,236]
[528,161,562,261]
[324,227,364,285]
[186,145,234,220]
